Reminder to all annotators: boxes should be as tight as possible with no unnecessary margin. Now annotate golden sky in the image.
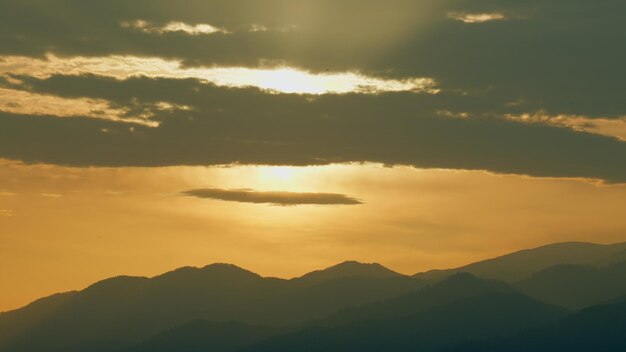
[1,0,626,313]
[1,160,625,312]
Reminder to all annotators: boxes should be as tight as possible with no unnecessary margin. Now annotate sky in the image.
[0,0,625,312]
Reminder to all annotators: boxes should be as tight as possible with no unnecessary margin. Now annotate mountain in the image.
[0,262,422,352]
[317,273,513,327]
[4,242,626,352]
[294,261,401,285]
[121,274,566,352]
[0,291,77,344]
[124,320,284,352]
[242,289,566,352]
[119,274,531,352]
[516,260,626,309]
[415,242,626,283]
[448,298,626,352]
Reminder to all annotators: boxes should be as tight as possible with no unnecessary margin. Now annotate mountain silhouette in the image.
[317,273,513,327]
[124,320,285,352]
[0,262,421,352]
[414,242,626,283]
[448,297,626,352]
[2,242,626,352]
[294,261,401,285]
[121,274,566,352]
[516,260,626,309]
[0,291,77,345]
[242,288,566,352]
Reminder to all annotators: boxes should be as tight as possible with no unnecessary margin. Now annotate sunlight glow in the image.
[447,12,506,23]
[255,166,305,190]
[0,88,160,126]
[506,112,626,142]
[0,55,438,95]
[121,20,228,35]
[267,166,297,182]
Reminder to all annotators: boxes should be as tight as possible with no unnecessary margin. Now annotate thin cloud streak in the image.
[447,12,506,23]
[181,188,363,206]
[121,20,229,35]
[0,88,159,127]
[40,193,63,198]
[506,112,626,142]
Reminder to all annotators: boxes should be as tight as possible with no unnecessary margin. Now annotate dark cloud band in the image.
[181,188,363,206]
[0,75,624,182]
[1,1,625,183]
[2,0,624,116]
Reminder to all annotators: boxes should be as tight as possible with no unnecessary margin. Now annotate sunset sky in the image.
[1,0,625,312]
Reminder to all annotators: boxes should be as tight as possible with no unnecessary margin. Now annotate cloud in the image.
[1,0,624,117]
[181,188,363,206]
[0,209,14,217]
[0,75,624,183]
[506,112,626,142]
[447,12,506,23]
[121,20,228,35]
[0,87,158,126]
[40,193,63,198]
[0,1,625,182]
[0,55,436,95]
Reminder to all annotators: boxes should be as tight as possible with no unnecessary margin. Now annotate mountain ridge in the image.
[6,240,626,315]
[0,261,422,352]
[241,287,567,352]
[414,241,626,282]
[2,241,626,352]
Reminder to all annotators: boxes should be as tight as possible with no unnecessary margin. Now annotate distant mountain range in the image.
[0,261,421,352]
[516,260,626,309]
[1,241,625,352]
[413,241,626,282]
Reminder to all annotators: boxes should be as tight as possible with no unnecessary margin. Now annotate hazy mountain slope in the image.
[449,298,626,352]
[4,242,624,352]
[0,262,421,352]
[318,273,512,327]
[516,260,626,309]
[415,242,626,283]
[246,275,424,326]
[124,320,285,352]
[243,291,567,352]
[504,299,626,352]
[121,274,538,352]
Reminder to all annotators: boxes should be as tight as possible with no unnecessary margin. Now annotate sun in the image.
[268,166,296,181]
[250,68,329,94]
[254,166,302,190]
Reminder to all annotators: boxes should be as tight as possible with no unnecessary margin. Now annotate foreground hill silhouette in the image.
[1,241,625,352]
[124,321,284,352]
[124,291,626,352]
[241,282,566,352]
[414,242,626,282]
[447,297,626,352]
[129,274,566,352]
